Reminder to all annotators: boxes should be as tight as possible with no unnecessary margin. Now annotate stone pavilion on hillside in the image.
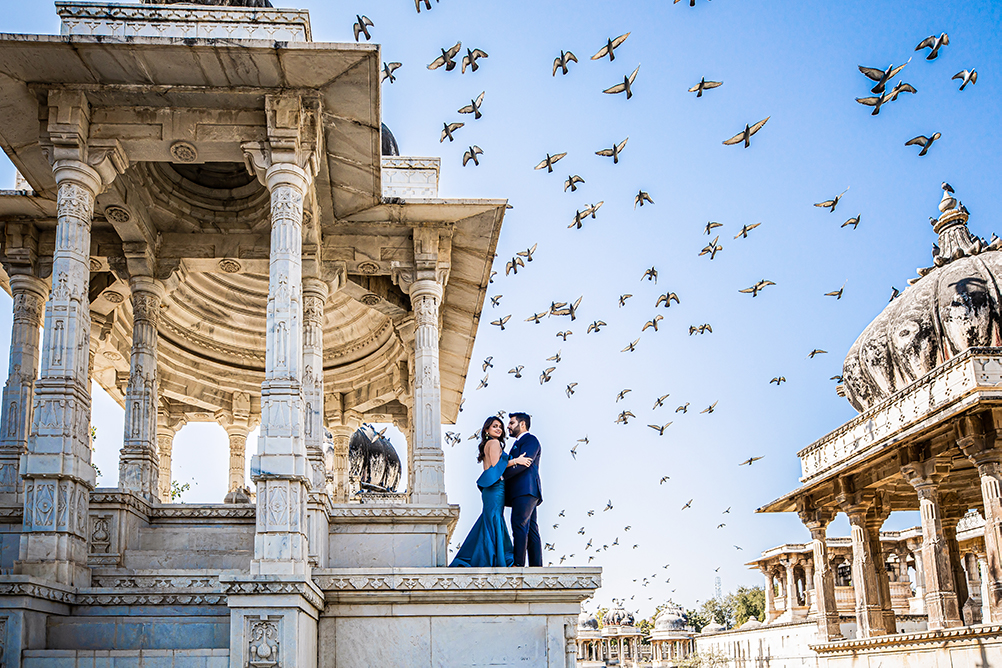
[0,2,599,666]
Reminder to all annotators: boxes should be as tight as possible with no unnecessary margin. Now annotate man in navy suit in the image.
[504,412,542,567]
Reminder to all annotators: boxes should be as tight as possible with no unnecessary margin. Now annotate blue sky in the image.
[1,0,1001,617]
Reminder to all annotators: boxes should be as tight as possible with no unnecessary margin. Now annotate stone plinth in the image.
[316,567,600,668]
[327,503,459,568]
[56,2,312,41]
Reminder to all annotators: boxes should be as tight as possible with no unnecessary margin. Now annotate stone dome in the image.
[605,605,635,627]
[739,618,762,630]
[701,621,725,635]
[654,603,687,632]
[843,188,1002,412]
[578,611,599,630]
[381,123,400,156]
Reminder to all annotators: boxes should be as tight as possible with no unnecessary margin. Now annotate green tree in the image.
[170,480,190,502]
[637,602,669,643]
[595,607,609,628]
[728,585,765,625]
[685,608,709,633]
[89,425,102,480]
[699,596,736,630]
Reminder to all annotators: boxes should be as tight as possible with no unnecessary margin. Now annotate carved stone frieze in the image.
[221,579,324,612]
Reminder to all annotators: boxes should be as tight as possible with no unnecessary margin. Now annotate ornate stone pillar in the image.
[906,536,927,613]
[865,501,896,634]
[118,276,164,502]
[760,565,777,623]
[942,507,971,623]
[964,552,984,625]
[0,274,47,503]
[249,160,313,576]
[409,278,446,505]
[799,506,841,640]
[784,558,798,616]
[901,458,964,629]
[19,149,120,586]
[958,415,1002,623]
[837,491,886,638]
[156,409,186,503]
[302,277,328,492]
[225,424,249,493]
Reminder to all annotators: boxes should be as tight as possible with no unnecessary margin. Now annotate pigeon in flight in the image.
[858,60,910,94]
[587,321,607,334]
[553,50,579,76]
[619,294,633,307]
[739,280,775,297]
[825,282,846,300]
[483,356,494,372]
[642,315,663,332]
[770,377,786,385]
[906,133,941,156]
[635,190,654,208]
[509,365,524,378]
[596,137,629,164]
[739,456,764,466]
[556,331,572,341]
[642,267,658,283]
[621,338,640,353]
[688,77,723,97]
[440,122,464,143]
[535,152,567,173]
[815,187,849,213]
[705,221,723,235]
[353,15,373,42]
[734,223,760,239]
[722,117,770,148]
[564,175,585,192]
[699,236,722,260]
[458,91,486,119]
[517,244,537,262]
[681,499,693,510]
[953,69,978,91]
[490,315,511,330]
[490,295,502,307]
[648,422,672,435]
[842,215,861,230]
[603,64,641,99]
[591,33,630,62]
[381,62,402,83]
[653,394,671,409]
[505,256,524,275]
[660,476,671,484]
[566,383,578,398]
[655,292,679,308]
[462,145,483,166]
[915,33,949,60]
[428,42,462,71]
[462,48,488,73]
[701,401,718,414]
[807,349,827,358]
[414,0,437,13]
[539,367,556,384]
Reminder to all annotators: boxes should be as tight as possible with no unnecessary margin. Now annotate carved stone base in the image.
[222,573,323,668]
[327,503,459,568]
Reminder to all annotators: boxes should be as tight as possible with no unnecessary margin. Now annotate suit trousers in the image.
[510,494,541,567]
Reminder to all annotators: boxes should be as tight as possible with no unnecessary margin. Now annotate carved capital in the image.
[241,95,320,187]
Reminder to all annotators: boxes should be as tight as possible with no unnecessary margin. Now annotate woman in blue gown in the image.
[450,416,533,568]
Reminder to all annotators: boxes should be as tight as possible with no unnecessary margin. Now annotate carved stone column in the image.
[409,278,446,505]
[942,506,971,623]
[760,565,777,623]
[837,491,886,638]
[19,158,109,586]
[800,506,842,640]
[156,409,186,503]
[906,537,927,614]
[248,161,313,576]
[964,552,984,625]
[958,414,1002,623]
[784,558,798,615]
[118,276,164,502]
[901,458,964,629]
[302,277,328,492]
[225,424,249,493]
[864,500,896,634]
[0,274,47,503]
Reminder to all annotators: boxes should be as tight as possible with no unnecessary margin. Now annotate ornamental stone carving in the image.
[218,259,241,273]
[247,618,281,668]
[169,141,198,163]
[103,206,130,223]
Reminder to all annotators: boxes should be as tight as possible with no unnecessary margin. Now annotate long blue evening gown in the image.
[450,450,515,567]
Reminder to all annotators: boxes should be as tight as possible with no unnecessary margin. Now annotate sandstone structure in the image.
[0,3,599,666]
[757,186,1002,666]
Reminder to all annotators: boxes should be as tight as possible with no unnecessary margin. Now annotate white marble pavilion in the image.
[0,2,599,666]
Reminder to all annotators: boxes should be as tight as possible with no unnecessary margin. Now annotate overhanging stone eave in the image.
[439,205,504,423]
[0,33,382,210]
[336,198,508,225]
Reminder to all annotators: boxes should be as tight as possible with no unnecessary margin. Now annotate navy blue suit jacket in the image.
[503,433,542,506]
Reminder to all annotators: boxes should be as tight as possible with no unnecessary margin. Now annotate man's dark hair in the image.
[510,412,531,430]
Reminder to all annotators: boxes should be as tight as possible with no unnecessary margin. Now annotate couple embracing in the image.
[450,412,542,568]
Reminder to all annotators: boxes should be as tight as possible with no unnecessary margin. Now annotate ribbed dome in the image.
[654,603,687,632]
[381,123,400,156]
[324,424,402,492]
[605,605,635,627]
[701,621,725,635]
[843,188,1001,412]
[739,618,762,630]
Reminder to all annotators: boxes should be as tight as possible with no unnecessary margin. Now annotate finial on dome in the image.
[939,181,957,213]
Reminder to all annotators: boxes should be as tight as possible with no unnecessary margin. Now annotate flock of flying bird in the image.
[359,1,984,615]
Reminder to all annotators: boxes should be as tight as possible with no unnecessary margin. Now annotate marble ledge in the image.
[810,623,1002,654]
[314,566,602,606]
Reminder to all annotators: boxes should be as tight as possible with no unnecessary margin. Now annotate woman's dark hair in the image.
[477,416,505,463]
